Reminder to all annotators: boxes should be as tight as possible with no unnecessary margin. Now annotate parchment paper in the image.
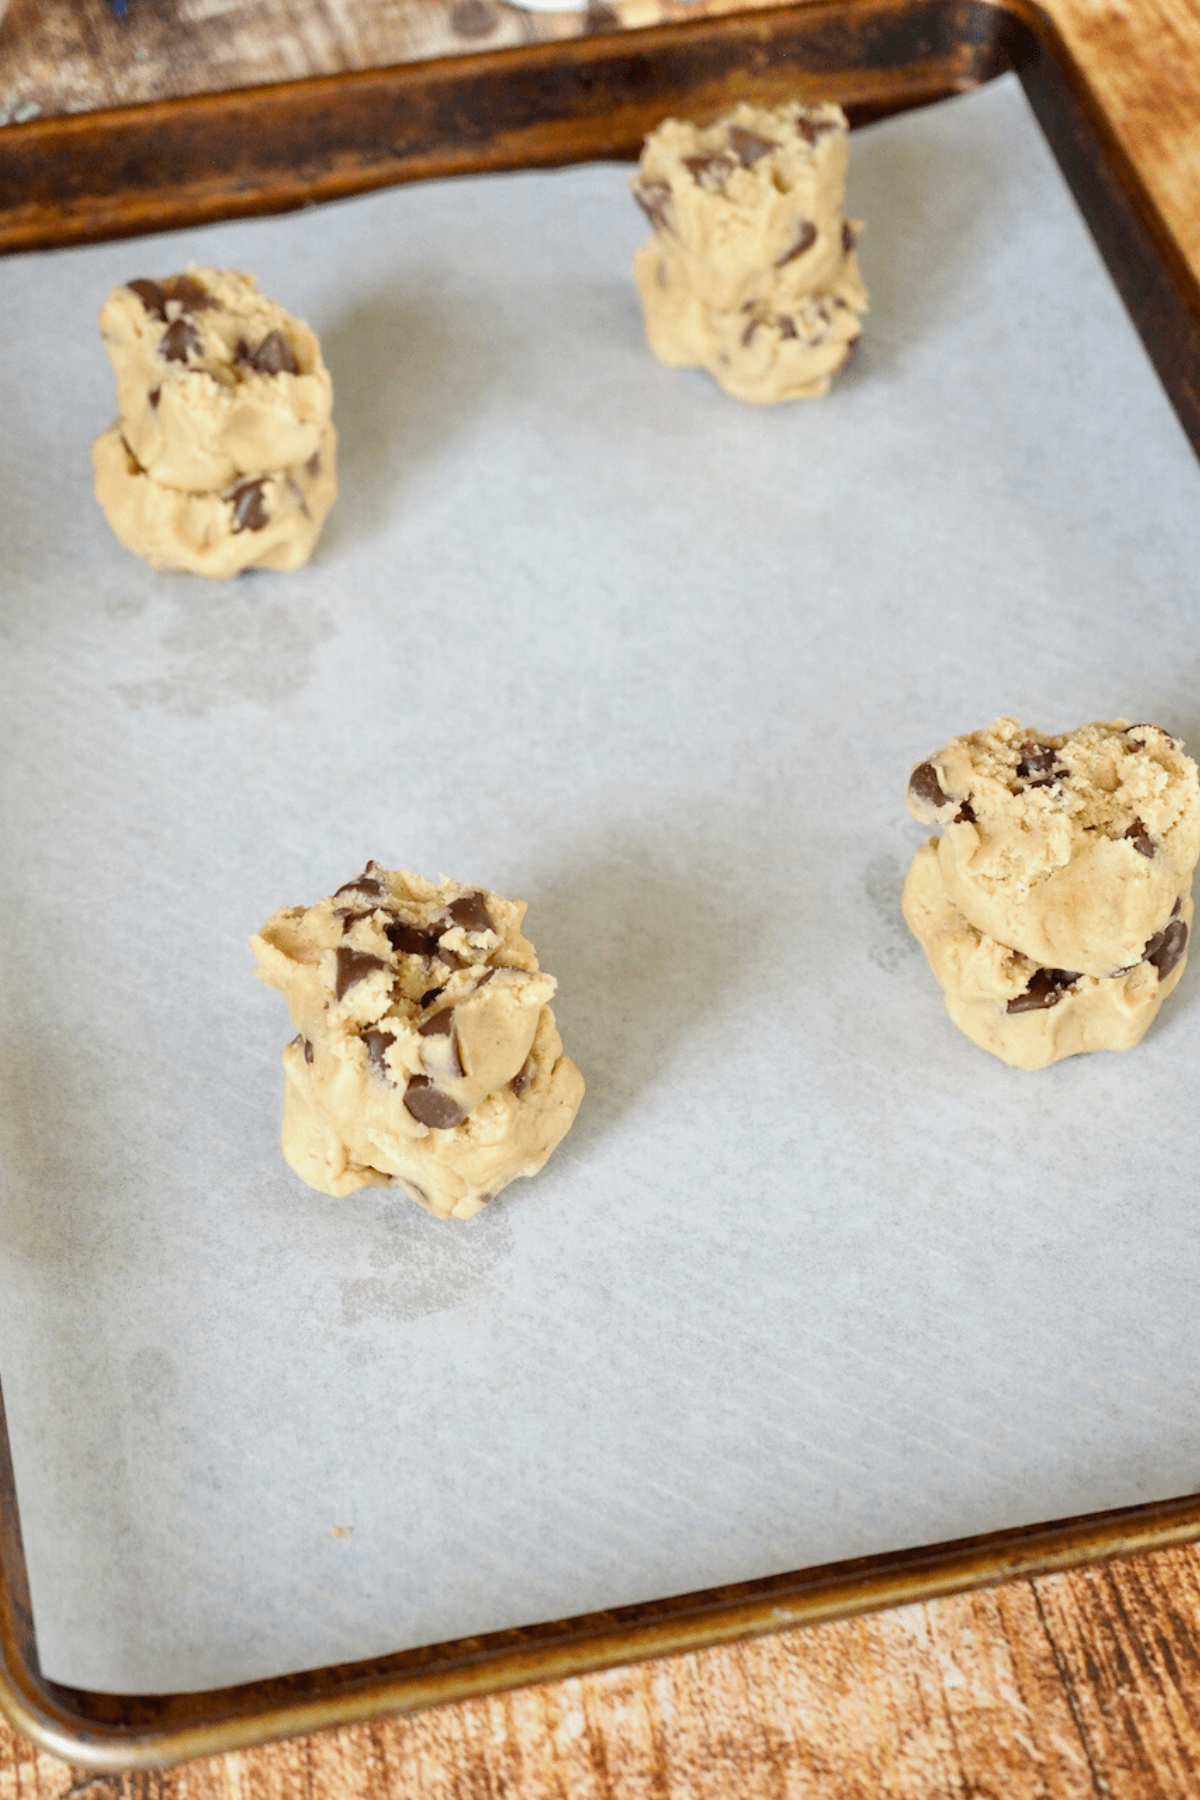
[2,75,1200,1696]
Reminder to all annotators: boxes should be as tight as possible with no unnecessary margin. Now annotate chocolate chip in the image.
[419,1009,464,1080]
[403,1078,465,1130]
[683,152,733,191]
[776,221,817,266]
[362,1027,396,1077]
[160,317,201,363]
[796,114,836,144]
[335,946,387,1000]
[335,872,384,899]
[1172,896,1182,918]
[842,219,857,254]
[1125,820,1155,858]
[955,800,977,824]
[420,986,445,1006]
[1015,743,1066,787]
[385,920,439,957]
[304,1038,314,1064]
[449,892,494,934]
[128,279,169,319]
[909,761,952,810]
[451,0,495,35]
[477,1192,495,1205]
[1007,967,1080,1013]
[235,329,299,376]
[166,273,215,311]
[741,318,760,348]
[228,478,269,532]
[337,908,377,932]
[437,945,466,969]
[778,316,798,340]
[1145,917,1188,980]
[418,1009,455,1037]
[510,1060,533,1097]
[305,451,321,478]
[148,386,161,409]
[728,126,775,167]
[633,180,672,232]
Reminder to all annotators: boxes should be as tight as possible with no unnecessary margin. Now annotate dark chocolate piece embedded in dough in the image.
[510,1060,533,1097]
[776,221,817,266]
[1145,917,1188,981]
[449,892,494,934]
[955,800,977,824]
[363,1028,396,1078]
[909,761,952,810]
[148,386,161,409]
[419,1009,464,1080]
[778,317,798,340]
[166,274,216,312]
[1015,743,1067,788]
[728,126,776,167]
[1007,967,1080,1014]
[235,329,299,376]
[228,478,270,533]
[128,279,169,319]
[335,946,388,1001]
[683,152,734,192]
[385,919,440,957]
[634,180,672,233]
[304,1038,314,1064]
[336,872,384,899]
[842,220,858,254]
[403,1077,465,1130]
[161,317,201,363]
[1125,820,1156,858]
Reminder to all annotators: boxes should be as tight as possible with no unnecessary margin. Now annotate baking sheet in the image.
[2,74,1200,1697]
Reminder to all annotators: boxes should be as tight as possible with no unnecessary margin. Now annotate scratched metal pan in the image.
[2,0,1200,1771]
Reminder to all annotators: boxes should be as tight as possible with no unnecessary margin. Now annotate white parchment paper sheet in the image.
[1,75,1200,1695]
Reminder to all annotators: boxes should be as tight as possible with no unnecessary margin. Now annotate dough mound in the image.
[93,422,337,578]
[251,864,585,1218]
[631,100,868,403]
[903,840,1192,1070]
[906,718,1200,977]
[94,266,337,575]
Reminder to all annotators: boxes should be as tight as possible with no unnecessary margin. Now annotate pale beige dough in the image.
[92,421,337,577]
[903,840,1192,1069]
[251,863,584,1218]
[906,718,1200,977]
[98,267,333,492]
[631,100,868,403]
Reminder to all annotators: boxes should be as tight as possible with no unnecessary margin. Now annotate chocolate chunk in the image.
[1124,820,1155,858]
[634,180,672,233]
[418,1009,455,1037]
[842,219,857,254]
[955,800,977,824]
[335,872,384,899]
[403,1078,465,1130]
[437,945,466,970]
[1173,896,1182,918]
[796,114,836,144]
[728,126,776,168]
[235,329,299,376]
[1007,967,1081,1013]
[304,1038,315,1064]
[1144,917,1188,981]
[305,450,321,478]
[778,316,798,341]
[362,1027,396,1077]
[683,152,734,191]
[228,478,269,533]
[449,892,494,934]
[337,908,377,932]
[148,385,161,409]
[477,1192,495,1205]
[166,274,215,311]
[909,761,952,810]
[510,1061,533,1097]
[419,1009,464,1080]
[385,919,440,958]
[335,946,387,1000]
[741,318,760,348]
[160,317,201,363]
[420,986,445,1006]
[776,221,817,266]
[128,279,169,319]
[1015,743,1066,788]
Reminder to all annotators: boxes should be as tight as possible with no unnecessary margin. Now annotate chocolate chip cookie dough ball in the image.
[906,719,1200,977]
[93,422,337,577]
[631,101,868,403]
[903,839,1193,1070]
[251,865,585,1218]
[93,266,338,576]
[98,267,332,492]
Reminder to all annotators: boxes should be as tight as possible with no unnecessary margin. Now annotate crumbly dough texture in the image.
[251,864,585,1218]
[631,101,868,403]
[98,267,333,492]
[906,718,1200,977]
[93,421,337,577]
[903,839,1193,1069]
[94,266,337,576]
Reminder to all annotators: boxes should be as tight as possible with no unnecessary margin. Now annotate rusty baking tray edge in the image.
[4,0,1200,1769]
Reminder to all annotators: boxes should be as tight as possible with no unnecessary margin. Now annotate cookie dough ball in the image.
[251,864,585,1218]
[903,839,1192,1069]
[92,421,337,577]
[906,719,1200,977]
[98,268,333,492]
[631,100,867,403]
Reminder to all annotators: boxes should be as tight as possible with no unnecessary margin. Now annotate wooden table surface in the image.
[3,0,1200,1793]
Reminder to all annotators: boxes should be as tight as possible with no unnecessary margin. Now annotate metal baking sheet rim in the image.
[3,0,1200,1770]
